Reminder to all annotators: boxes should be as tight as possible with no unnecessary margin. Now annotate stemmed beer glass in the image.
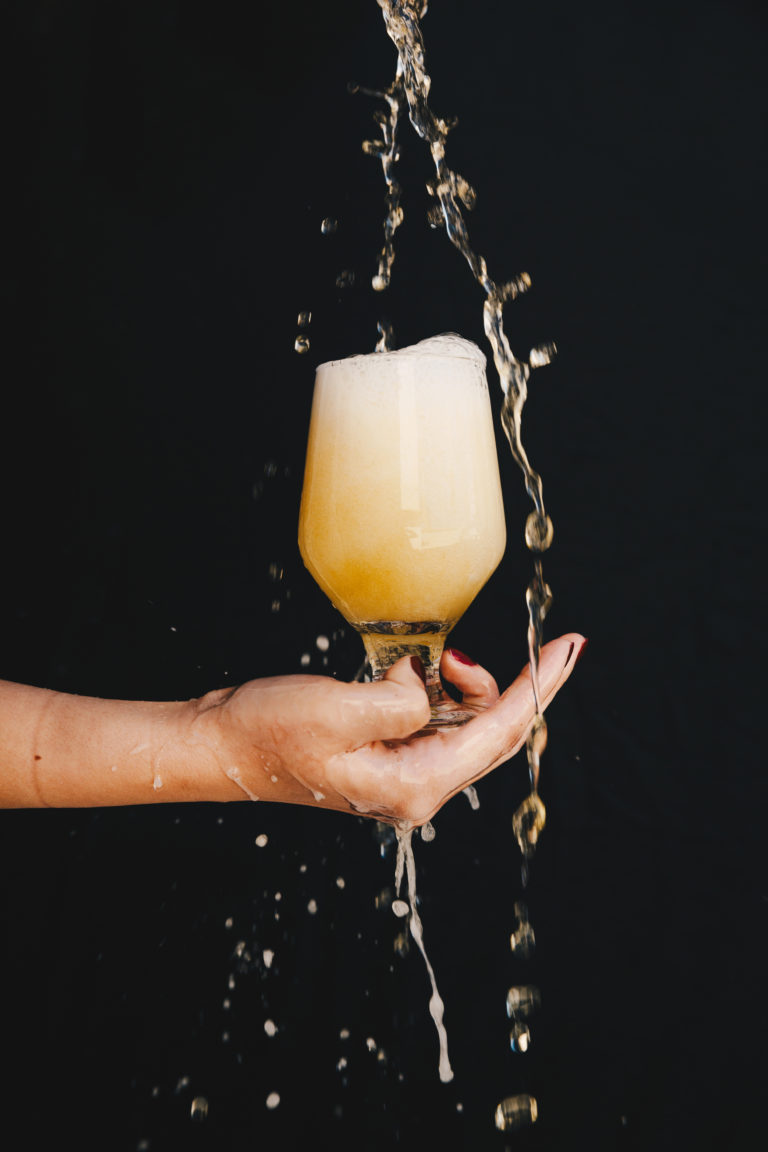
[298,334,506,728]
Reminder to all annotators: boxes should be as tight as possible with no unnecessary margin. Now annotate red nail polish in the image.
[410,655,427,684]
[574,638,589,666]
[447,648,477,666]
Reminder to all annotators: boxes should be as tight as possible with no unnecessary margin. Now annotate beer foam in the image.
[319,333,485,373]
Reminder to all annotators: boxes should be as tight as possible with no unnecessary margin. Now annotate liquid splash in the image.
[394,827,453,1082]
[368,0,555,826]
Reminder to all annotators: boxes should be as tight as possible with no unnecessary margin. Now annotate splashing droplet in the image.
[529,341,557,368]
[512,791,546,857]
[525,510,554,553]
[505,985,541,1020]
[495,1094,538,1131]
[462,784,480,810]
[509,1021,531,1053]
[190,1097,208,1123]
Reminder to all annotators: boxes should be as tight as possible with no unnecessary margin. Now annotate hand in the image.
[192,633,586,828]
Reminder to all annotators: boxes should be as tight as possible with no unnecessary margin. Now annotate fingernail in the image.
[410,655,427,684]
[574,638,589,666]
[447,648,477,666]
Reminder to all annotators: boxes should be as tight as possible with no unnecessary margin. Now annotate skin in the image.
[0,632,584,827]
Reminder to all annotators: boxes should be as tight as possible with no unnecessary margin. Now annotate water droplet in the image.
[509,916,536,958]
[224,917,233,930]
[419,820,436,842]
[336,876,346,889]
[462,784,480,810]
[152,774,163,790]
[255,834,268,847]
[307,899,318,915]
[223,998,231,1010]
[495,1094,538,1132]
[505,985,541,1020]
[509,1021,531,1052]
[335,269,356,288]
[175,1076,190,1094]
[456,1102,463,1112]
[339,1028,350,1040]
[365,1037,377,1052]
[294,335,311,354]
[137,1141,150,1151]
[524,510,554,553]
[529,341,557,368]
[321,217,337,235]
[316,634,330,652]
[336,1056,348,1071]
[190,1097,208,1123]
[264,1019,277,1037]
[300,653,311,666]
[268,562,283,581]
[392,899,409,918]
[371,273,388,292]
[297,310,312,327]
[263,949,274,968]
[506,903,538,958]
[512,791,546,857]
[266,1091,281,1110]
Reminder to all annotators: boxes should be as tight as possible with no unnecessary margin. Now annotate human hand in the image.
[190,633,586,828]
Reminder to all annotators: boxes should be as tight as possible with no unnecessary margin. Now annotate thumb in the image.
[335,657,430,748]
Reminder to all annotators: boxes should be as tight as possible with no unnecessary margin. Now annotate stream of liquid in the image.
[360,0,555,1128]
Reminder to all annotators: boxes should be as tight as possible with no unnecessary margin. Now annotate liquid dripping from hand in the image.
[394,827,453,1082]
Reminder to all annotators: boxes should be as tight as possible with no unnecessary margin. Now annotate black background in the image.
[1,2,766,1149]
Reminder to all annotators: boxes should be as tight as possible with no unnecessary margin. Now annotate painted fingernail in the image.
[447,648,477,666]
[574,638,589,666]
[410,655,427,684]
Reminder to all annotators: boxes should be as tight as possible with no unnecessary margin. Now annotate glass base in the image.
[354,619,477,731]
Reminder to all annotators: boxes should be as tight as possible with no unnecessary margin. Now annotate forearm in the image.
[0,679,229,808]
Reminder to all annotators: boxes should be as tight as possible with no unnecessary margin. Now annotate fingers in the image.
[431,633,587,796]
[441,648,500,709]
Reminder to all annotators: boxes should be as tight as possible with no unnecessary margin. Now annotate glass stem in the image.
[360,630,448,711]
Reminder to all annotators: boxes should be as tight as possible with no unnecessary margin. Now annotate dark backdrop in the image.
[1,2,766,1149]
